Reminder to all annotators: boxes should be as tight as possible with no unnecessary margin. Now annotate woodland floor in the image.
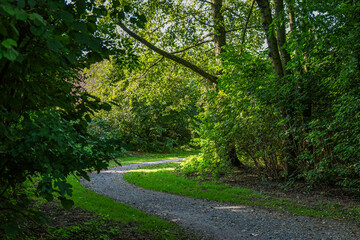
[28,203,154,240]
[220,168,360,210]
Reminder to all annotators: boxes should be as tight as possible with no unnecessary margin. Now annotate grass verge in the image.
[124,162,360,222]
[64,176,198,240]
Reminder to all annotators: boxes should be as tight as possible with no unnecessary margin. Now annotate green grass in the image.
[24,151,201,239]
[66,175,198,240]
[109,150,200,167]
[124,162,360,222]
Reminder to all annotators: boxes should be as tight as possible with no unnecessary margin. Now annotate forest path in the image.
[81,159,359,240]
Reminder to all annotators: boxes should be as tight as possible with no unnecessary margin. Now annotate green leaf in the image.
[3,48,19,61]
[0,23,8,36]
[60,198,74,210]
[101,103,112,111]
[28,13,46,25]
[5,221,19,238]
[1,3,15,16]
[1,38,17,48]
[47,38,63,52]
[28,0,36,8]
[86,22,97,34]
[76,0,86,14]
[137,14,147,29]
[60,10,74,25]
[124,5,131,12]
[73,22,87,32]
[15,9,28,20]
[112,0,120,8]
[30,25,45,36]
[118,10,125,20]
[17,0,26,8]
[87,51,102,62]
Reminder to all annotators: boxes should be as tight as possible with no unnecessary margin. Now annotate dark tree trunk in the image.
[227,144,245,168]
[256,0,299,177]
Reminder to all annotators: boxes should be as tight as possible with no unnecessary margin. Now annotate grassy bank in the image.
[64,176,198,240]
[24,151,201,240]
[124,162,360,222]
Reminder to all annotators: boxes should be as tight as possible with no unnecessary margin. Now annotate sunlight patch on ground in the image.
[213,206,248,212]
[100,169,128,174]
[129,167,176,173]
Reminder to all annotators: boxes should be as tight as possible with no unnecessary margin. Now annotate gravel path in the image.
[81,159,360,240]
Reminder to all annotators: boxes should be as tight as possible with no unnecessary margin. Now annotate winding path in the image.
[81,159,360,240]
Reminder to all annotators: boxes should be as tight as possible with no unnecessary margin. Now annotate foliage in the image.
[283,0,360,189]
[0,0,117,238]
[84,57,200,152]
[175,0,360,192]
[76,0,360,193]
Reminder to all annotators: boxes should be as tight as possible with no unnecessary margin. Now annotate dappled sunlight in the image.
[100,169,128,174]
[171,218,182,223]
[214,206,248,212]
[129,167,176,173]
[99,167,176,174]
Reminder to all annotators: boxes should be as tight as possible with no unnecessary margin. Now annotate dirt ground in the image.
[221,168,360,209]
[26,203,155,240]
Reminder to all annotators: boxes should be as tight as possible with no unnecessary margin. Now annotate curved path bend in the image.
[81,159,360,240]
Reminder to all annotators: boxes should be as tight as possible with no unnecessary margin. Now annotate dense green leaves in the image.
[84,57,199,152]
[0,0,118,238]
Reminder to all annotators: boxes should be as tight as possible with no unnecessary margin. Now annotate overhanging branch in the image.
[117,21,218,85]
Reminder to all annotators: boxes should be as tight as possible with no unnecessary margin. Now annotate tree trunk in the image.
[212,0,226,75]
[274,0,291,73]
[256,0,284,77]
[256,0,299,177]
[212,0,243,168]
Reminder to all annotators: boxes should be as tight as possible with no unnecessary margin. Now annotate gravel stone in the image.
[81,159,360,240]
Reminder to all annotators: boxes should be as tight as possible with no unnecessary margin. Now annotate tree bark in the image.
[256,0,284,77]
[257,0,299,177]
[212,0,226,74]
[274,0,291,73]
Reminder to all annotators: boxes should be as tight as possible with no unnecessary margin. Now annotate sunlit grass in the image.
[66,176,198,240]
[124,163,360,222]
[109,150,200,167]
